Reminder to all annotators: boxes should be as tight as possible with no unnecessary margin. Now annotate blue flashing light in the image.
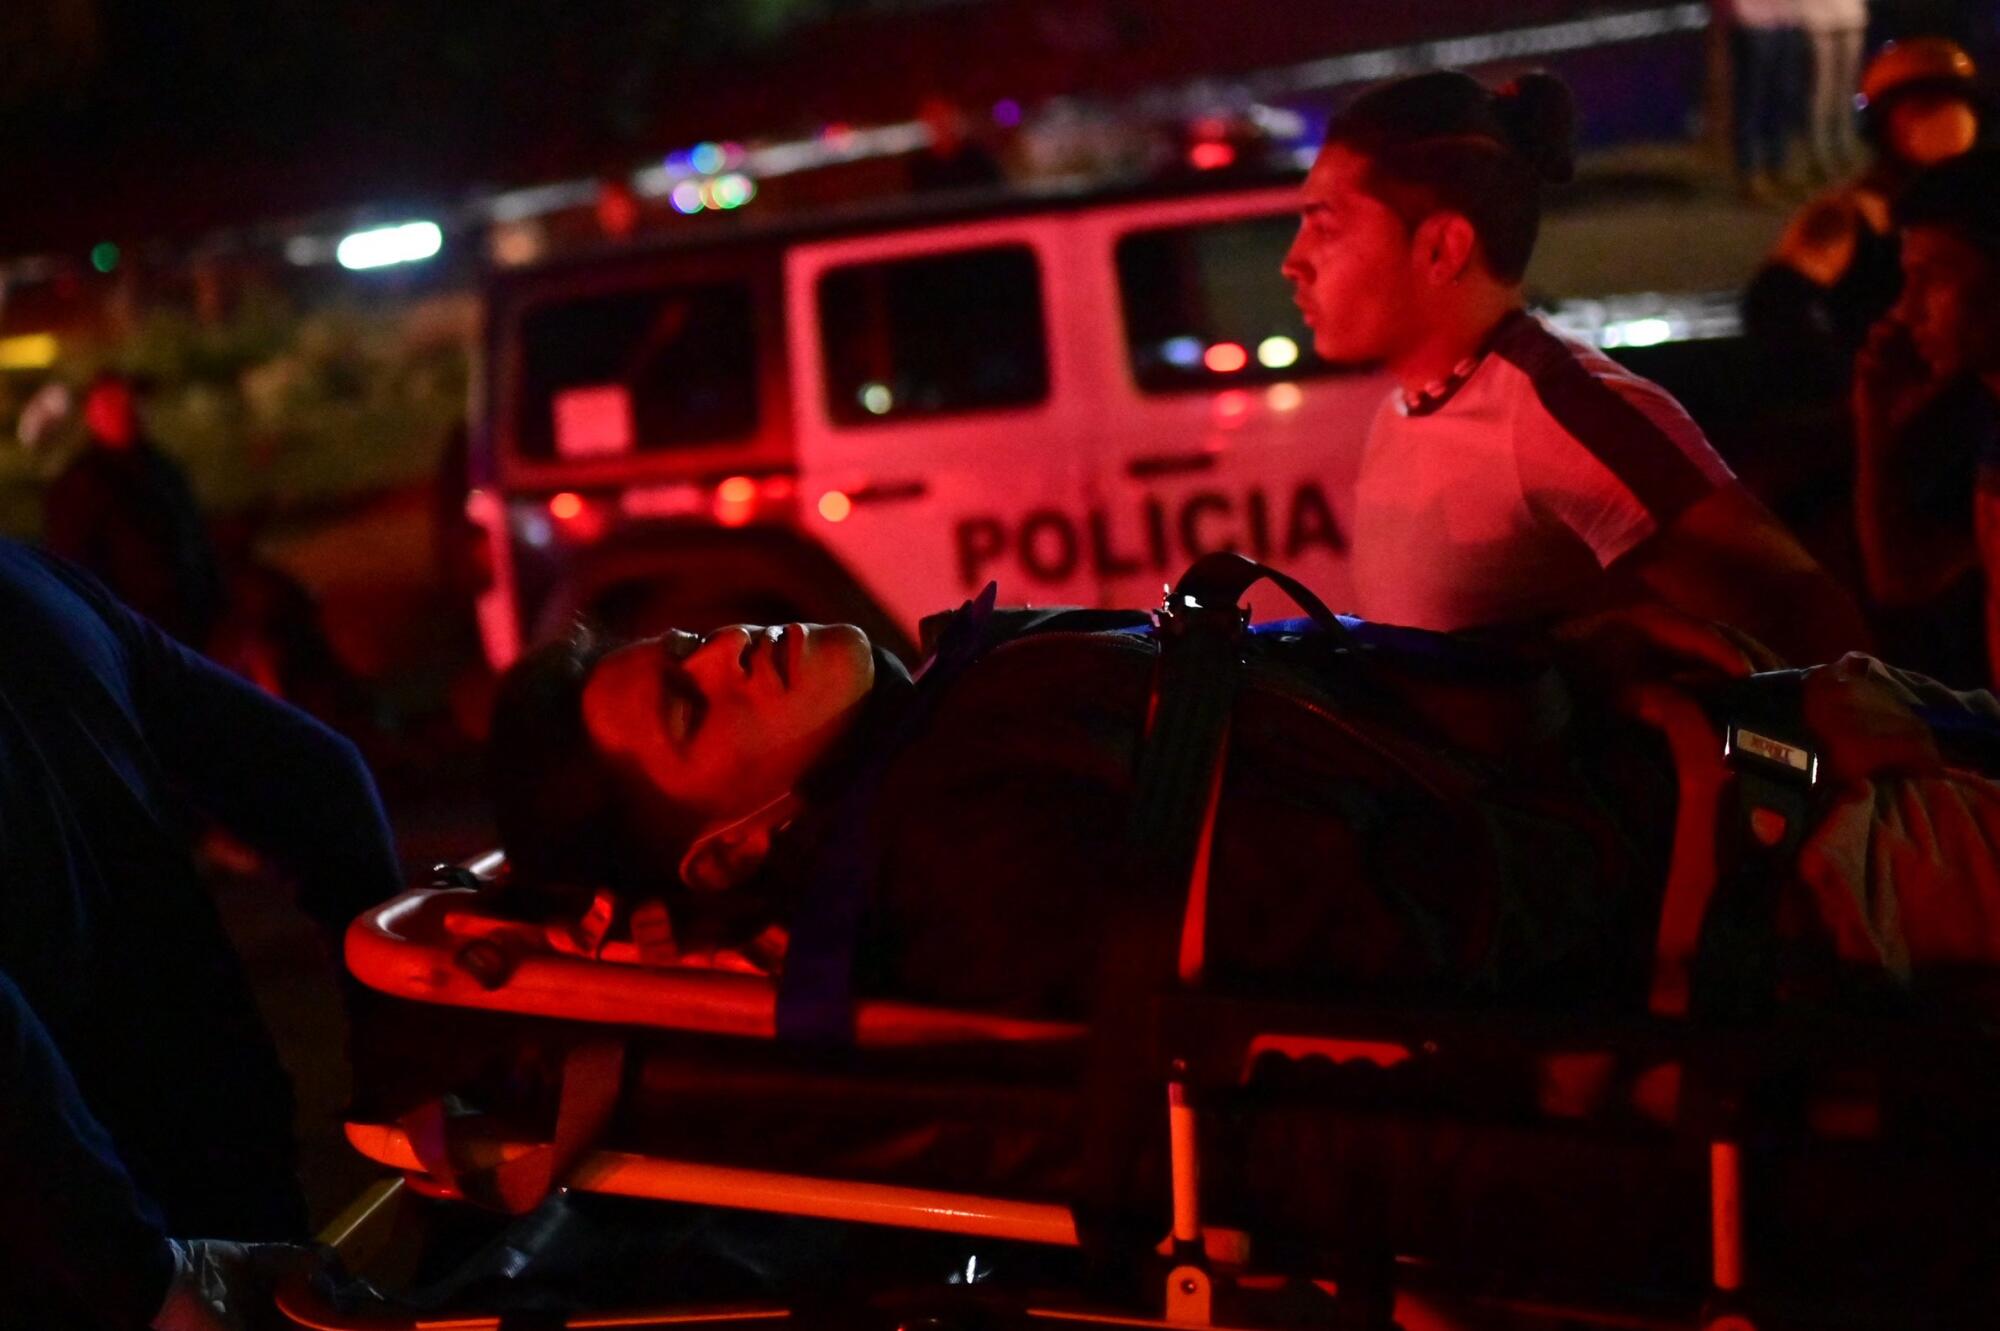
[691,141,727,175]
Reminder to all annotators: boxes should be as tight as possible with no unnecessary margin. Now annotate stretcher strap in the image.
[777,583,998,1045]
[398,1036,625,1214]
[1647,679,1820,1022]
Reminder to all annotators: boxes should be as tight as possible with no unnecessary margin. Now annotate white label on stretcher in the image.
[554,384,634,458]
[1731,727,1813,775]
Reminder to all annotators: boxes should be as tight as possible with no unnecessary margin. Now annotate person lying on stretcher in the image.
[487,591,2000,1020]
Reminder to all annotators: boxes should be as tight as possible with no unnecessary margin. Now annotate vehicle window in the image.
[1117,216,1333,394]
[513,280,758,460]
[818,245,1048,426]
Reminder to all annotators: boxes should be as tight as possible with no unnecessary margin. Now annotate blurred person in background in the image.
[1282,70,1867,666]
[43,372,223,649]
[1853,148,2000,687]
[0,537,401,1327]
[1803,0,1870,179]
[911,94,1004,192]
[1746,37,1982,385]
[1719,0,1811,203]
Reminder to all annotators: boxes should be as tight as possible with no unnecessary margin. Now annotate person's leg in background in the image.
[1773,23,1811,186]
[1831,24,1866,170]
[1808,27,1842,177]
[1735,25,1779,197]
[1736,24,1784,197]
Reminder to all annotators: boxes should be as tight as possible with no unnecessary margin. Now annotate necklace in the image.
[1400,353,1484,416]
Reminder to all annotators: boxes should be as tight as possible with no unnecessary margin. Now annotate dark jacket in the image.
[0,541,400,1327]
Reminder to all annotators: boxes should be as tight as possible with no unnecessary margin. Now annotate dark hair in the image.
[1324,69,1576,283]
[1896,148,2000,261]
[486,623,700,901]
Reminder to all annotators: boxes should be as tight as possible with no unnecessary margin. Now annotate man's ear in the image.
[677,793,800,893]
[1414,213,1479,286]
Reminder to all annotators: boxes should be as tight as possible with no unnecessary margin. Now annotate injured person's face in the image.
[581,623,875,839]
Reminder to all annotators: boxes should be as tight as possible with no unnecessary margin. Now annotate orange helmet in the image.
[1858,37,1977,112]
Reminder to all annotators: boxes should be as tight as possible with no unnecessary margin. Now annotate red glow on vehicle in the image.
[548,491,584,521]
[1203,342,1249,373]
[818,490,853,523]
[1188,141,1237,171]
[716,475,757,505]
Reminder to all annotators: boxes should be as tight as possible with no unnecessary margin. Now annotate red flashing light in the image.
[818,490,853,523]
[713,474,758,528]
[1189,141,1237,171]
[1203,342,1249,374]
[548,491,584,521]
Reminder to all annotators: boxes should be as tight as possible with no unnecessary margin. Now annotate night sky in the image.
[0,0,850,253]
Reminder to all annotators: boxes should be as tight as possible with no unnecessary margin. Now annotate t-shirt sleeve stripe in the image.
[1494,319,1725,527]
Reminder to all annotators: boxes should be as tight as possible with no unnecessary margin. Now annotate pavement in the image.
[1531,140,1813,299]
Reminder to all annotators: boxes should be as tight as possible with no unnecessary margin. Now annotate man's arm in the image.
[1852,318,1979,606]
[1612,483,1874,666]
[63,563,405,932]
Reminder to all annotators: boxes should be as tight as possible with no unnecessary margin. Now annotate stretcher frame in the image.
[283,686,1988,1331]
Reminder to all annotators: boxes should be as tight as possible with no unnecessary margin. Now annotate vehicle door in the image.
[787,217,1096,634]
[1068,188,1392,621]
[485,247,790,649]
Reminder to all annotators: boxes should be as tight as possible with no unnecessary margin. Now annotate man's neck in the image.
[1391,289,1524,395]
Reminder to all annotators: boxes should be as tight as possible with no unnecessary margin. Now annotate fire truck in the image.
[464,174,1392,665]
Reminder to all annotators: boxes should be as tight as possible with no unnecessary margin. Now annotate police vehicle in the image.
[466,175,1392,665]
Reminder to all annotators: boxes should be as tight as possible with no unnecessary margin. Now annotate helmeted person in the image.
[1278,69,1868,665]
[0,539,403,1328]
[1744,37,1983,385]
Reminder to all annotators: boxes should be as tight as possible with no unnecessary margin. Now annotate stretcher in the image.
[281,736,2000,1329]
[279,573,2000,1329]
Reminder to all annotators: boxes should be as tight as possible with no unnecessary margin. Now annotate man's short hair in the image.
[1324,69,1576,283]
[1896,148,2000,261]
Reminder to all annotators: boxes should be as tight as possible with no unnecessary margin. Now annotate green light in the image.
[90,242,120,274]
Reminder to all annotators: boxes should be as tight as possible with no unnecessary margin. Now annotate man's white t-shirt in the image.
[1348,311,1738,632]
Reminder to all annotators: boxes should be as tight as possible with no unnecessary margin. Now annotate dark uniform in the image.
[0,540,399,1326]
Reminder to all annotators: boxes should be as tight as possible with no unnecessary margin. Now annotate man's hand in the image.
[1801,654,1944,784]
[1853,316,1947,445]
[151,1239,321,1331]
